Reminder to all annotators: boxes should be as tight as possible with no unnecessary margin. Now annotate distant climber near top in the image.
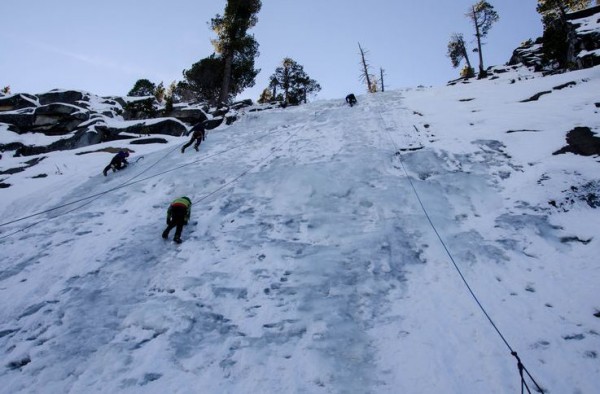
[346,93,357,107]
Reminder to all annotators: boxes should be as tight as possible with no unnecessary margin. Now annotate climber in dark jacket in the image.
[162,196,192,243]
[345,93,357,107]
[103,150,129,176]
[181,122,206,153]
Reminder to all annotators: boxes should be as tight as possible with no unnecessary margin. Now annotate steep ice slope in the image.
[1,67,599,393]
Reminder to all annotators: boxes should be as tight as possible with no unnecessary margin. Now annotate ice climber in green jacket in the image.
[162,196,192,243]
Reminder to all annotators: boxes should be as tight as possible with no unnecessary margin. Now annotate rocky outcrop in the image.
[37,90,87,106]
[130,137,169,145]
[203,117,224,130]
[0,94,39,112]
[0,109,35,132]
[509,6,600,71]
[96,118,187,138]
[0,90,191,156]
[508,38,545,71]
[568,6,600,68]
[0,88,251,157]
[167,106,208,125]
[32,103,90,135]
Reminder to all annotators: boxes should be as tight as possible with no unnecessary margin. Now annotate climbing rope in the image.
[374,97,545,393]
[0,125,292,238]
[191,125,303,205]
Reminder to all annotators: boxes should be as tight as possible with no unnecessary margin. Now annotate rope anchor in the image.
[511,351,544,394]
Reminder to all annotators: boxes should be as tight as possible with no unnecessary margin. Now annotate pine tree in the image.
[173,81,197,103]
[466,1,499,78]
[269,76,278,99]
[447,33,474,78]
[269,58,321,105]
[211,0,262,104]
[128,79,156,97]
[183,55,223,103]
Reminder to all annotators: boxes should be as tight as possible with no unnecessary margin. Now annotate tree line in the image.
[128,0,321,107]
[447,0,596,80]
[127,0,599,106]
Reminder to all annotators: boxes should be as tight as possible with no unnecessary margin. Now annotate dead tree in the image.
[358,43,374,93]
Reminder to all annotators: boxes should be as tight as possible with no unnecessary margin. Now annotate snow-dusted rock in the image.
[0,109,35,132]
[97,117,188,137]
[508,38,545,71]
[32,103,90,135]
[569,6,600,68]
[508,5,600,71]
[37,89,87,106]
[166,106,208,125]
[0,93,39,112]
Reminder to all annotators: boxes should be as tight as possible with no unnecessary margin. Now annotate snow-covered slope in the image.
[1,66,599,393]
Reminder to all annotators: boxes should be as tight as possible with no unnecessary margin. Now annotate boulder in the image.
[12,127,127,157]
[37,90,87,105]
[572,30,600,68]
[567,6,600,69]
[138,118,188,136]
[225,115,238,125]
[0,141,26,152]
[508,38,544,71]
[231,99,253,110]
[76,129,105,146]
[34,103,88,118]
[203,117,224,130]
[0,86,243,156]
[97,118,187,138]
[130,137,169,145]
[167,106,208,125]
[0,110,35,132]
[212,106,229,117]
[0,94,39,112]
[32,103,90,135]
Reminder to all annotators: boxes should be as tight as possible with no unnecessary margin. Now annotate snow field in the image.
[1,66,599,393]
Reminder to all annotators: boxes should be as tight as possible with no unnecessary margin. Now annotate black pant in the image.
[182,136,201,152]
[162,205,187,240]
[103,158,126,174]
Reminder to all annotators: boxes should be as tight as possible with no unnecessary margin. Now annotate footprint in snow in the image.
[531,340,550,349]
[139,373,162,385]
[563,333,585,341]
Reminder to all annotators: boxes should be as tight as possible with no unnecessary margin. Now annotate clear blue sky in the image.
[0,0,543,101]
